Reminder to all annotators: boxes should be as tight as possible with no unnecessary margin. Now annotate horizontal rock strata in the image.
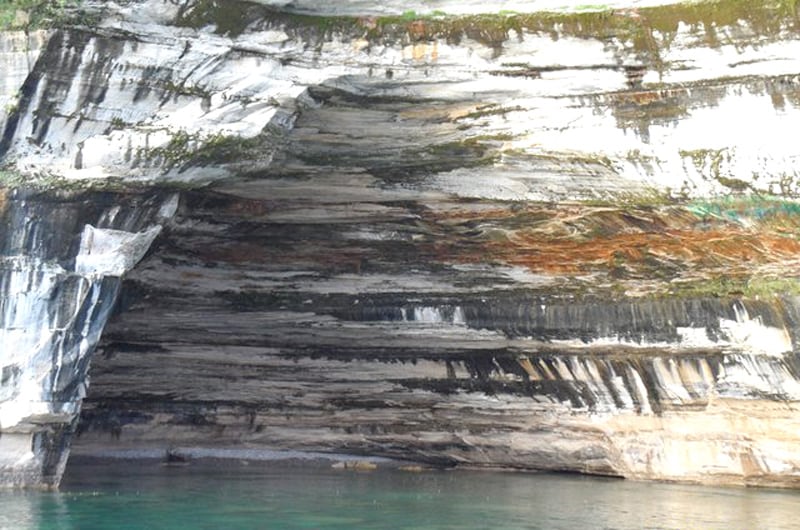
[72,187,800,486]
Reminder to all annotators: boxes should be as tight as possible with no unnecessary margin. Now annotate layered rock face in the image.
[4,0,800,487]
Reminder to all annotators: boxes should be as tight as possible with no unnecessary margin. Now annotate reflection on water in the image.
[1,459,799,529]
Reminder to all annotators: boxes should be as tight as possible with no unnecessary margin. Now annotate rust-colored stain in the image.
[186,198,800,287]
[426,203,800,280]
[612,88,688,107]
[222,198,271,217]
[485,229,800,275]
[408,41,438,62]
[407,20,429,41]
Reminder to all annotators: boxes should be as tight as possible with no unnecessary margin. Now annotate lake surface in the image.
[2,458,799,529]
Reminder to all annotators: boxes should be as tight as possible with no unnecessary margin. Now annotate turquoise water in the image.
[2,459,800,529]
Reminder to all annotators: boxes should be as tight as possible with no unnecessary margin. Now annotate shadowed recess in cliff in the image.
[59,177,800,486]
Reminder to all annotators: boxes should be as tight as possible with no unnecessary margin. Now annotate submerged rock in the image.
[3,0,800,487]
[164,447,191,465]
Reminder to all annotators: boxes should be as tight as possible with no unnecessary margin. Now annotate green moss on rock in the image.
[174,0,799,66]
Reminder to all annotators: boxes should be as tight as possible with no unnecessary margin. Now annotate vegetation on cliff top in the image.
[0,0,82,29]
[173,0,800,61]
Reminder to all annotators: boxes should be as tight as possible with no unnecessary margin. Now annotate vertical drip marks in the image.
[0,31,55,157]
[469,354,727,415]
[75,35,125,109]
[456,296,797,354]
[718,353,800,400]
[29,30,93,147]
[0,29,93,157]
[0,262,82,430]
[50,277,122,403]
[401,305,465,324]
[771,295,800,354]
[345,303,467,324]
[0,264,119,411]
[0,196,82,262]
[340,296,798,353]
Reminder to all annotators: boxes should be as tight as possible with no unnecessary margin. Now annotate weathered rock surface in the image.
[3,0,800,487]
[0,188,174,486]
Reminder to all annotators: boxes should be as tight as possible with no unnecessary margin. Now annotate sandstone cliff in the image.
[3,0,800,487]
